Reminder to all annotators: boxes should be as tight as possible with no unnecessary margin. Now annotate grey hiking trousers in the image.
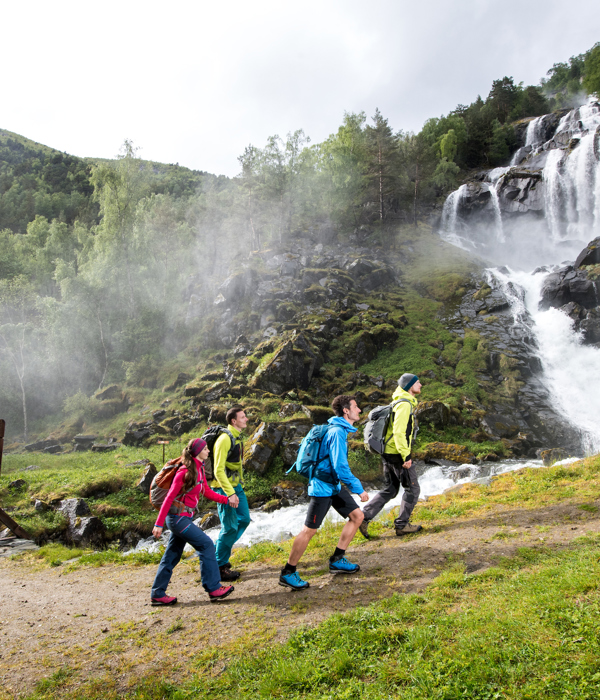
[362,453,420,528]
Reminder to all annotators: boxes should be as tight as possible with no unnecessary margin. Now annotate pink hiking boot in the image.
[151,595,177,606]
[208,585,234,603]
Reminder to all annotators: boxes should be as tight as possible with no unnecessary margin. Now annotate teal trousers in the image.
[213,483,251,566]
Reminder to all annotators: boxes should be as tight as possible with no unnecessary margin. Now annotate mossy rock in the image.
[417,441,475,464]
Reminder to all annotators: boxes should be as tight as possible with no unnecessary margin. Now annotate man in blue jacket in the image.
[279,395,369,591]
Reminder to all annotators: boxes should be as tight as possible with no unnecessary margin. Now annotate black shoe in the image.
[395,524,423,536]
[220,565,240,581]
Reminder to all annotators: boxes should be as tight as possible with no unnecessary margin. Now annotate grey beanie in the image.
[398,373,418,391]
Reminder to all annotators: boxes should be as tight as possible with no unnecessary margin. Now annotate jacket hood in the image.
[392,386,418,406]
[327,415,358,433]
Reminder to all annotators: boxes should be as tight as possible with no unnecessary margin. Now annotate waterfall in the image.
[488,184,504,242]
[440,184,469,248]
[543,148,567,241]
[490,268,600,455]
[525,116,544,147]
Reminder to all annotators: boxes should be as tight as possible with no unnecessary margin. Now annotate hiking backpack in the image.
[363,399,415,454]
[200,425,238,481]
[149,462,192,511]
[286,424,338,485]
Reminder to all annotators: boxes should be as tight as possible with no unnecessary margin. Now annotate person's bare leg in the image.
[336,509,364,550]
[287,526,317,566]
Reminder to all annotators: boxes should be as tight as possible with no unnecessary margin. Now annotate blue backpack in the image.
[286,424,338,485]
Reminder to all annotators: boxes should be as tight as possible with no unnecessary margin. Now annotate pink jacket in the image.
[155,458,228,528]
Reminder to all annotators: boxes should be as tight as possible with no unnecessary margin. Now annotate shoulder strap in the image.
[384,399,413,449]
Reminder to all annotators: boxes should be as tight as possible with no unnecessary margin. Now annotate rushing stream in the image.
[129,457,577,554]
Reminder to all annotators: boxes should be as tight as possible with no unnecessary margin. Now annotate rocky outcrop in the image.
[250,332,323,395]
[243,422,284,475]
[538,237,600,346]
[418,442,476,464]
[58,498,106,546]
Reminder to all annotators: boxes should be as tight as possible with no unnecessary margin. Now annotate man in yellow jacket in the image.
[360,373,423,538]
[210,406,251,581]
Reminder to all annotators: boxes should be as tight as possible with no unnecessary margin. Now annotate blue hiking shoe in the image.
[279,570,310,591]
[329,556,360,574]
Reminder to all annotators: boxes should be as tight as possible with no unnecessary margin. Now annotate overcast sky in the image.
[2,0,599,177]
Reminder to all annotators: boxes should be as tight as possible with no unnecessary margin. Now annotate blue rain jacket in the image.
[307,416,364,497]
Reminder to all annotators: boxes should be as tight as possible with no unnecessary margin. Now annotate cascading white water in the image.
[440,184,469,249]
[525,116,544,147]
[488,184,504,242]
[490,268,600,456]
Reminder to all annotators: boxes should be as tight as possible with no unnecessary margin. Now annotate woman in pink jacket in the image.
[151,437,238,605]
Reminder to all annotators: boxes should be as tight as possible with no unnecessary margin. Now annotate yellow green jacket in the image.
[210,426,243,497]
[383,386,418,460]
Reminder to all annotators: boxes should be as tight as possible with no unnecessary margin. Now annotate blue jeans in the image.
[214,483,251,566]
[151,513,221,597]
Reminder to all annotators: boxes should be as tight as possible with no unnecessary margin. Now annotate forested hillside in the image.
[1,42,599,442]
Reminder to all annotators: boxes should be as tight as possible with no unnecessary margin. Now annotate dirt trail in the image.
[1,500,598,697]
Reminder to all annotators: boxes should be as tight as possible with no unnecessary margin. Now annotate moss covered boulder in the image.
[418,442,476,464]
[243,422,284,475]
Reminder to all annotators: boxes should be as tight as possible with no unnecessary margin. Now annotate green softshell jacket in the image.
[383,386,418,460]
[209,426,243,497]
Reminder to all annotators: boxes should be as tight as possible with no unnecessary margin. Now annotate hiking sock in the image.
[330,547,346,562]
[282,563,297,575]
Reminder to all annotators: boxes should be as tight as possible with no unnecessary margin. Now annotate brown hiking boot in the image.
[220,565,240,581]
[395,524,423,536]
[358,519,371,539]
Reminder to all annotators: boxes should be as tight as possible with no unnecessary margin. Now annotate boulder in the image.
[197,513,220,530]
[43,445,63,454]
[59,498,92,518]
[68,516,106,547]
[91,443,120,452]
[136,463,158,495]
[279,402,302,418]
[8,479,27,491]
[184,385,204,397]
[575,237,600,268]
[163,373,192,392]
[271,480,307,504]
[73,435,97,452]
[122,428,152,446]
[243,422,284,475]
[95,385,122,401]
[261,499,285,513]
[301,405,332,424]
[539,447,571,466]
[250,332,323,395]
[479,413,521,439]
[414,401,451,428]
[24,439,59,452]
[418,442,476,464]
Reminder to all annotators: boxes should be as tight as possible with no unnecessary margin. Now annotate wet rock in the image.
[197,513,220,530]
[271,480,307,504]
[575,236,600,267]
[418,442,476,465]
[136,463,158,495]
[243,422,284,476]
[204,382,230,402]
[152,409,167,421]
[539,447,571,466]
[414,401,451,428]
[261,499,284,513]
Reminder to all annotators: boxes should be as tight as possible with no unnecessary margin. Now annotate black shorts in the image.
[304,488,359,530]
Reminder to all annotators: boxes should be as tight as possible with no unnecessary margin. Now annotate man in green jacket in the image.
[210,405,251,581]
[360,373,423,538]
